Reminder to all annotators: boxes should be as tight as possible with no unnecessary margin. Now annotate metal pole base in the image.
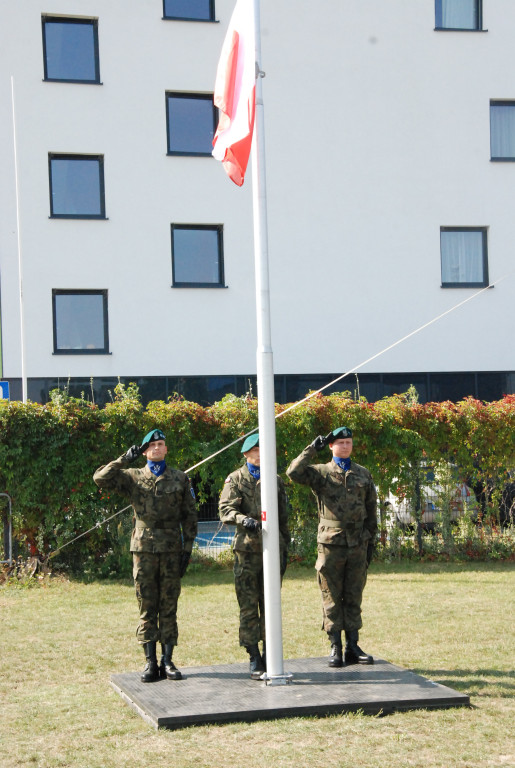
[263,672,293,686]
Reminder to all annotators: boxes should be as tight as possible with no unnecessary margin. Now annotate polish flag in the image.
[212,0,256,186]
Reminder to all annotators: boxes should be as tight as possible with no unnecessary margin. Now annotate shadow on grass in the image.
[413,667,515,696]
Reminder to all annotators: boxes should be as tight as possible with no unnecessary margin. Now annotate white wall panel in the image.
[0,0,514,381]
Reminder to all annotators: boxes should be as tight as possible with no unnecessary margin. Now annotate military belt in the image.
[319,518,343,527]
[134,521,176,530]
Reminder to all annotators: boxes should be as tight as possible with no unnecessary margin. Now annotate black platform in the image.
[111,656,469,729]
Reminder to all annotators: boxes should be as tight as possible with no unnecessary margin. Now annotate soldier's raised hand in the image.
[123,444,144,462]
[310,432,333,451]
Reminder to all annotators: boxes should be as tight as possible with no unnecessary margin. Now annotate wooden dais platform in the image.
[111,656,469,730]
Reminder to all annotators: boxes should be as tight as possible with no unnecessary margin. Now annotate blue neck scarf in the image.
[333,457,351,472]
[246,462,261,480]
[148,460,166,477]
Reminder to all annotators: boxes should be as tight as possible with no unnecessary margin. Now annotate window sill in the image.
[434,28,487,33]
[43,78,103,85]
[171,284,228,289]
[162,17,218,23]
[167,151,214,157]
[441,284,490,289]
[490,157,515,162]
[49,215,108,220]
[53,350,111,355]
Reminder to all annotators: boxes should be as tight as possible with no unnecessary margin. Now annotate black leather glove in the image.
[242,516,262,532]
[179,551,191,578]
[310,432,333,451]
[123,444,144,462]
[366,542,375,567]
[280,550,288,577]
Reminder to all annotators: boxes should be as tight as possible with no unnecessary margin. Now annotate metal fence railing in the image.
[194,520,233,555]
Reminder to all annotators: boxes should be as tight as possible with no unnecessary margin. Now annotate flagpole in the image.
[11,75,27,404]
[251,0,290,685]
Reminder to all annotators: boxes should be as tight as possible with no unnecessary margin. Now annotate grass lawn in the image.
[1,561,514,768]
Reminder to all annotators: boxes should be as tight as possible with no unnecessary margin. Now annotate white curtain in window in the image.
[441,231,483,283]
[490,105,515,159]
[440,0,476,29]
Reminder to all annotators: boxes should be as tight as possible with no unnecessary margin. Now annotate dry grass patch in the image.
[1,562,513,768]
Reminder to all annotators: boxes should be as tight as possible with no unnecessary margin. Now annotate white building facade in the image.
[0,0,514,405]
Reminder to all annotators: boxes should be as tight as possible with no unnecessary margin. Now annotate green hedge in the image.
[0,383,514,574]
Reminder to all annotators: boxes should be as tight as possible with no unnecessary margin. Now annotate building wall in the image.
[0,1,514,397]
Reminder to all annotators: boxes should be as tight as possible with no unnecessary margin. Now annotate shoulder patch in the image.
[224,477,231,484]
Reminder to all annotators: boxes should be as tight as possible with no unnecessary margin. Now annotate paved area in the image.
[111,656,470,729]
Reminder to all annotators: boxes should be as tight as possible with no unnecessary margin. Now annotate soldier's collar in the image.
[333,457,351,472]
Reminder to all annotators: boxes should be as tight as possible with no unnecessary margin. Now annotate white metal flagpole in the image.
[11,75,28,403]
[251,0,291,685]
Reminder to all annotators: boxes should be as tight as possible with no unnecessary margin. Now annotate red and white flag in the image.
[212,0,256,186]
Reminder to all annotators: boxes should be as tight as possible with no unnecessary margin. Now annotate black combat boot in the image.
[327,631,343,668]
[344,630,373,665]
[245,644,266,679]
[160,643,182,680]
[141,641,160,682]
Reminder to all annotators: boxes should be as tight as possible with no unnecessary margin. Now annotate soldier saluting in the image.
[93,429,197,682]
[287,427,377,668]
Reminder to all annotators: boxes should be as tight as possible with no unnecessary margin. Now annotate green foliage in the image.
[0,386,514,574]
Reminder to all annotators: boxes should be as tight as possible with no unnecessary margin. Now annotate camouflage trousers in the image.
[233,550,266,647]
[315,542,368,634]
[132,551,181,645]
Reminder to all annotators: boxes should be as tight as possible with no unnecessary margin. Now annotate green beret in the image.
[331,426,353,440]
[241,433,259,453]
[142,428,166,445]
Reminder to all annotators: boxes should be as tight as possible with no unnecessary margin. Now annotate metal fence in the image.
[194,520,233,555]
[194,499,233,555]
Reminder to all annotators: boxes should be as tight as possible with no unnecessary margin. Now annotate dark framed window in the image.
[42,16,100,83]
[435,0,482,30]
[49,154,106,218]
[440,227,489,287]
[52,290,109,354]
[490,101,515,161]
[163,0,215,21]
[171,225,225,287]
[166,93,217,155]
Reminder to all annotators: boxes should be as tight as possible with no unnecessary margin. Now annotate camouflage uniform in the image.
[93,455,197,645]
[219,464,290,647]
[286,445,377,634]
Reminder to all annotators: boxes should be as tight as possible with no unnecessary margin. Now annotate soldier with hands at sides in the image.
[287,427,377,668]
[219,433,290,679]
[93,429,197,682]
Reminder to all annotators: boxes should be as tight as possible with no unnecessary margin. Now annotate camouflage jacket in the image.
[218,464,290,554]
[93,456,197,554]
[286,445,377,547]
